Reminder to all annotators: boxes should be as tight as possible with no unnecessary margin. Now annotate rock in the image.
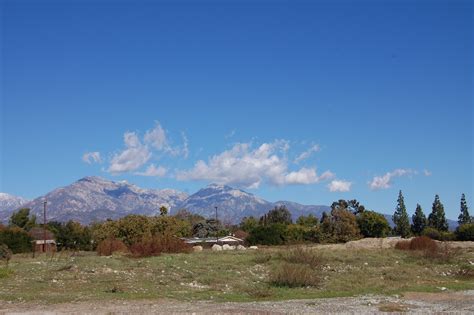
[249,246,258,250]
[193,246,203,252]
[212,244,222,251]
[222,244,234,251]
[237,245,246,251]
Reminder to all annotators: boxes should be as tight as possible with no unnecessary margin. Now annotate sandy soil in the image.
[1,290,473,314]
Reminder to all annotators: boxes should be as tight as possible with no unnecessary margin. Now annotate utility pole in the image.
[43,200,47,253]
[215,206,218,244]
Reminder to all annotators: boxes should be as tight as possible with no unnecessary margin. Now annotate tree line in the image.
[0,192,472,253]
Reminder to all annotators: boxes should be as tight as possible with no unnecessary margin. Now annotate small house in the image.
[29,227,56,252]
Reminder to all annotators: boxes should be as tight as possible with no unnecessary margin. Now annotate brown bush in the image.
[409,236,438,251]
[395,236,456,262]
[129,234,191,258]
[394,240,411,250]
[280,247,321,268]
[129,236,162,257]
[270,262,320,287]
[96,238,128,256]
[395,236,437,251]
[157,234,191,254]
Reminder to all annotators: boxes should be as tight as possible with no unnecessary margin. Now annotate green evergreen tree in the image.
[458,193,471,225]
[393,190,411,238]
[411,204,427,235]
[428,194,449,231]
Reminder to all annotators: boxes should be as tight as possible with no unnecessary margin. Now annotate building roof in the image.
[182,235,243,244]
[34,240,56,245]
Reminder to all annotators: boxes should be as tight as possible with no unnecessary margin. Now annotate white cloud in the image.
[294,144,320,163]
[423,169,432,176]
[176,141,332,188]
[82,152,102,164]
[328,180,352,192]
[108,132,151,173]
[144,122,168,150]
[369,168,414,190]
[135,164,167,177]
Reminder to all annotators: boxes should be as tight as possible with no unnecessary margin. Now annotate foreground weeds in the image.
[0,243,473,304]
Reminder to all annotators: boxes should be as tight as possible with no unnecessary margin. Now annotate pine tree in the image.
[428,194,449,231]
[411,204,427,235]
[393,190,411,238]
[458,193,471,225]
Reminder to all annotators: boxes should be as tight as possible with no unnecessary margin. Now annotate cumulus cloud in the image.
[294,144,321,163]
[105,121,189,175]
[328,179,352,192]
[82,152,102,164]
[108,132,151,173]
[176,141,332,188]
[369,168,414,190]
[423,169,432,176]
[144,122,168,150]
[135,164,167,177]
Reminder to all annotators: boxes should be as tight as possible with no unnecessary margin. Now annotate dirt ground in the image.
[1,290,473,314]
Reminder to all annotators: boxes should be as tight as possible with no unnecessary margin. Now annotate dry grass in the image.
[280,246,321,268]
[270,262,320,288]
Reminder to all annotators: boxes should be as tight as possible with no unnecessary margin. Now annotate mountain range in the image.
[0,176,329,225]
[0,176,458,229]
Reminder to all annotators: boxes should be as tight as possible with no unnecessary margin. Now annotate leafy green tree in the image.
[51,221,92,250]
[159,206,168,216]
[192,219,220,238]
[9,208,36,231]
[247,224,287,245]
[411,204,427,235]
[393,191,411,238]
[0,226,33,253]
[239,216,259,232]
[458,193,471,225]
[330,209,361,242]
[456,223,474,241]
[331,199,365,215]
[356,211,390,238]
[260,205,292,225]
[428,195,449,232]
[296,214,319,227]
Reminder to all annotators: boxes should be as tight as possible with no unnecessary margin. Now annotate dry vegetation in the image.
[0,241,473,305]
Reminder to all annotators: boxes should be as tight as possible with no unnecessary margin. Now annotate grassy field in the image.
[0,245,473,304]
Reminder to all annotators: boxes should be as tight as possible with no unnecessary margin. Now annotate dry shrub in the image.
[281,247,321,268]
[395,236,437,251]
[409,236,438,251]
[395,236,456,262]
[96,238,128,256]
[270,263,320,287]
[129,236,162,257]
[0,244,12,266]
[129,234,191,258]
[394,240,411,250]
[157,234,192,254]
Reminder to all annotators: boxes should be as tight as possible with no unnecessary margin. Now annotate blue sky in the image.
[1,0,472,219]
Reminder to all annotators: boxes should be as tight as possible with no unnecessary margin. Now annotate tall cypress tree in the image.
[428,194,449,231]
[458,193,471,225]
[411,203,427,235]
[393,190,411,238]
